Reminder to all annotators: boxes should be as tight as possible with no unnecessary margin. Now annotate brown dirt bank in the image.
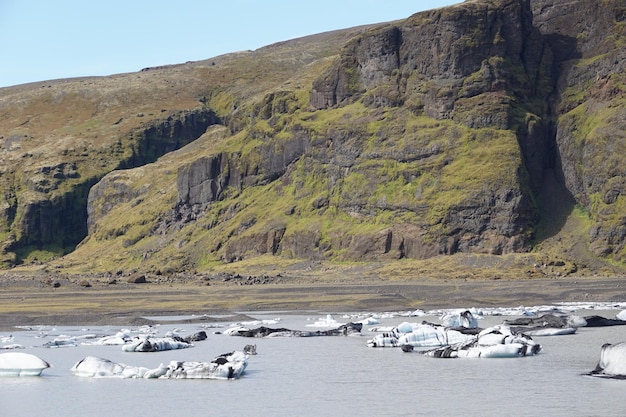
[1,272,625,331]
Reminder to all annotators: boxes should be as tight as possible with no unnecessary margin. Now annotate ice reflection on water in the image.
[1,310,625,417]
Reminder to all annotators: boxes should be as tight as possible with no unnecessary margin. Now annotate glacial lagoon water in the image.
[1,308,626,417]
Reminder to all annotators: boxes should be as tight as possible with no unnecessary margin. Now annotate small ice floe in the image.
[1,344,25,350]
[227,322,362,338]
[159,351,248,379]
[588,342,626,379]
[122,336,193,352]
[356,316,381,326]
[415,325,541,358]
[70,356,149,378]
[91,330,133,345]
[306,314,344,327]
[503,314,583,336]
[616,310,626,321]
[71,351,248,380]
[440,310,479,329]
[368,325,397,333]
[367,322,474,348]
[223,325,250,336]
[237,318,281,327]
[165,328,184,337]
[0,352,50,376]
[43,336,78,348]
[404,309,427,317]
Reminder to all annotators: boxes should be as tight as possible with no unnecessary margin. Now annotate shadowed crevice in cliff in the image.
[534,168,576,242]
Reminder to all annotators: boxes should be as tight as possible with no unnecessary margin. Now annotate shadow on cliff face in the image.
[535,168,575,242]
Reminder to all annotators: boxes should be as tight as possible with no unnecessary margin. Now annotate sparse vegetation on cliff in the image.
[0,0,625,281]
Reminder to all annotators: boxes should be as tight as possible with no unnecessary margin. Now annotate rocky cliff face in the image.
[1,0,625,273]
[530,0,626,260]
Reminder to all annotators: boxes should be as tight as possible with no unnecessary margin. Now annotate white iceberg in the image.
[399,324,474,347]
[0,352,50,376]
[43,335,79,348]
[521,327,577,336]
[418,325,542,358]
[160,351,248,379]
[306,314,344,327]
[589,342,626,378]
[71,351,248,380]
[122,336,192,352]
[367,322,474,348]
[70,356,149,378]
[441,310,479,328]
[1,344,25,350]
[92,330,133,345]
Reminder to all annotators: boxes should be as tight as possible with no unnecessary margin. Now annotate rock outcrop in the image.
[1,0,625,272]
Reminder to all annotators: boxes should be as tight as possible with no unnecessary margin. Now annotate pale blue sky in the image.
[0,1,459,88]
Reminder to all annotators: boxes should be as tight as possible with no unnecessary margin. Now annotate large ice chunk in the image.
[0,352,51,376]
[589,342,626,378]
[367,322,474,348]
[71,351,248,380]
[122,336,192,352]
[70,356,149,378]
[418,325,542,358]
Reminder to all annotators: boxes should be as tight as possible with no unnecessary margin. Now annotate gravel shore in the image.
[1,273,624,330]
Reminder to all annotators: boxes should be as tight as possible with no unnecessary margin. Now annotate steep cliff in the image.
[531,0,626,260]
[1,0,625,276]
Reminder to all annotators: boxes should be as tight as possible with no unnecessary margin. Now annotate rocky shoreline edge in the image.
[1,272,624,330]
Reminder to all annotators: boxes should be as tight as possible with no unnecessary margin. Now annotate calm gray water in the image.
[1,310,625,417]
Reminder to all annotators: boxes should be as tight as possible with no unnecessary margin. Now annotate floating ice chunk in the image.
[357,317,380,326]
[160,351,248,380]
[43,336,78,348]
[0,352,50,376]
[70,356,149,378]
[418,325,541,358]
[306,314,344,327]
[367,332,402,348]
[89,330,132,345]
[367,323,473,348]
[519,326,577,336]
[566,315,588,327]
[1,344,25,350]
[441,310,479,328]
[455,343,535,358]
[238,319,281,326]
[122,336,192,352]
[223,326,250,335]
[589,342,626,378]
[616,310,626,321]
[396,322,414,334]
[228,323,362,338]
[399,324,473,347]
[71,352,248,380]
[367,326,396,332]
[143,363,169,379]
[406,309,427,317]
